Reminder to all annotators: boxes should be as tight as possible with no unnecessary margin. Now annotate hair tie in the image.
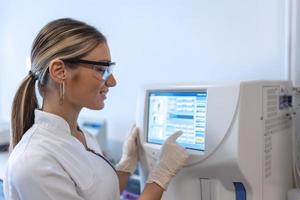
[28,70,37,81]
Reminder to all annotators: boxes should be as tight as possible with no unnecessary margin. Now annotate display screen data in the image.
[147,91,207,151]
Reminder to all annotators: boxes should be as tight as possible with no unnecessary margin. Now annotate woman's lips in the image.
[99,91,107,100]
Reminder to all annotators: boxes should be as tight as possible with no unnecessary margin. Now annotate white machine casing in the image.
[136,80,293,200]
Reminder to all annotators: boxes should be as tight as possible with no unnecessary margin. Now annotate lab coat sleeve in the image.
[9,153,85,200]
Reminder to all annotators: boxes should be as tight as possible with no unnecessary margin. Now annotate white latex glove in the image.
[116,126,139,174]
[146,131,189,190]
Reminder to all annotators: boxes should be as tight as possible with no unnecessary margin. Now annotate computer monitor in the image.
[146,91,207,151]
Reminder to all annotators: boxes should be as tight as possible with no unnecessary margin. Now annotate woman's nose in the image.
[105,74,117,87]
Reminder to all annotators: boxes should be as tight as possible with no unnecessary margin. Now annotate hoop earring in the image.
[59,81,65,105]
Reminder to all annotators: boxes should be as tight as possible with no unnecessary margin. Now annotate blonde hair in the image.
[11,18,107,148]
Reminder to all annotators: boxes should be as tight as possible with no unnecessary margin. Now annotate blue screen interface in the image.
[147,91,207,151]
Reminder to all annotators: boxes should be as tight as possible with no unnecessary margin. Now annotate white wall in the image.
[293,0,300,85]
[0,0,290,160]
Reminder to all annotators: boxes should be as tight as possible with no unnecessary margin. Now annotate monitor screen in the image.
[147,90,207,151]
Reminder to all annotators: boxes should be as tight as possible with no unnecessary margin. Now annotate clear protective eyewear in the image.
[63,59,115,80]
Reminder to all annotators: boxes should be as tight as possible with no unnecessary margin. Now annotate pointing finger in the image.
[166,131,183,143]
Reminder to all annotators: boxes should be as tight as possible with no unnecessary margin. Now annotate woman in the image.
[4,18,189,200]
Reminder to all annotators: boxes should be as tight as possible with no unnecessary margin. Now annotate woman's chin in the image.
[87,102,105,110]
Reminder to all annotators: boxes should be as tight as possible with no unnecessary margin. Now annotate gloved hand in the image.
[146,131,189,190]
[116,126,139,174]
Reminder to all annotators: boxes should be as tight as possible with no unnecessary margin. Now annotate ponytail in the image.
[11,74,38,149]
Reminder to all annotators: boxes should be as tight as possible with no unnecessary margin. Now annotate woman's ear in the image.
[48,59,67,83]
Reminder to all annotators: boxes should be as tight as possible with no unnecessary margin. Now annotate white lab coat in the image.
[4,109,120,200]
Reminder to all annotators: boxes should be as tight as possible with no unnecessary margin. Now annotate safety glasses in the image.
[64,59,115,80]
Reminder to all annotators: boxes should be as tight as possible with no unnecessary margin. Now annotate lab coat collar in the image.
[34,109,72,136]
